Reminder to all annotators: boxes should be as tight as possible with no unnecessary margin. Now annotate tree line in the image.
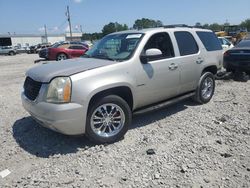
[82,18,250,41]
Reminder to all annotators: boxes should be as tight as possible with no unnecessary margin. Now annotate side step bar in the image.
[133,92,195,115]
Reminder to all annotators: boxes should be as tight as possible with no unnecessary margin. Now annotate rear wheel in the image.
[56,53,67,61]
[86,95,132,144]
[193,72,215,104]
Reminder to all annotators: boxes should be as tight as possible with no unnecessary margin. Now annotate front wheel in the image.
[86,95,132,144]
[193,72,215,104]
[9,51,15,56]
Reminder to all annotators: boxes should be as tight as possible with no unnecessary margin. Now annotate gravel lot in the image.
[0,54,249,188]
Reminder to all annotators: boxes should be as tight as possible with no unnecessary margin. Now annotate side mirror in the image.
[140,48,162,64]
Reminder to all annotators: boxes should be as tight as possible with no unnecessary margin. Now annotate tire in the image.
[56,53,68,61]
[9,51,15,56]
[193,72,215,104]
[86,95,132,144]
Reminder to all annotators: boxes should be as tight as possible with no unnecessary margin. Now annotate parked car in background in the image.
[14,46,30,53]
[35,43,51,54]
[218,37,234,51]
[82,40,93,48]
[0,46,17,55]
[224,39,250,74]
[28,43,51,54]
[39,42,88,61]
[22,26,223,143]
[28,45,37,54]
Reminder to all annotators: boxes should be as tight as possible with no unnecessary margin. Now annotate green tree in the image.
[102,22,128,36]
[82,32,102,41]
[240,18,250,31]
[202,23,210,29]
[208,23,222,31]
[133,18,163,29]
[195,22,202,28]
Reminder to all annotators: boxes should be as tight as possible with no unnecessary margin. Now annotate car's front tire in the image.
[193,72,215,104]
[86,95,132,144]
[9,51,15,56]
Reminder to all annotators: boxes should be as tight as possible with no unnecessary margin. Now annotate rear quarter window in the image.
[196,31,222,51]
[174,31,199,56]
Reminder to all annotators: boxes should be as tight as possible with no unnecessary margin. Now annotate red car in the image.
[39,42,88,61]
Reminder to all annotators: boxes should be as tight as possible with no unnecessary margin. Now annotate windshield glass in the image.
[83,33,144,61]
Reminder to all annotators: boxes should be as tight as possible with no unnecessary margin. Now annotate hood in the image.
[26,58,118,83]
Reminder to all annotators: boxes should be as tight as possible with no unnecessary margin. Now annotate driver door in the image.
[135,32,180,107]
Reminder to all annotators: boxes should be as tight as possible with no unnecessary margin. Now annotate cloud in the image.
[73,0,82,3]
[51,26,59,32]
[65,25,70,32]
[38,27,45,32]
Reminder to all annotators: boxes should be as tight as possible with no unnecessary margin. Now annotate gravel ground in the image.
[0,54,249,188]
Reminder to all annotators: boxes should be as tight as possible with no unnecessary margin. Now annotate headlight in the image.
[46,77,71,103]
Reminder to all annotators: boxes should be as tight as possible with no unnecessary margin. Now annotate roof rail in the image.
[163,24,193,28]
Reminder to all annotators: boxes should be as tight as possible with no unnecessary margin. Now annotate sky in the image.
[0,0,250,35]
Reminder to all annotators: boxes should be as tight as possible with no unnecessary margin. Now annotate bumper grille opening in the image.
[24,77,42,101]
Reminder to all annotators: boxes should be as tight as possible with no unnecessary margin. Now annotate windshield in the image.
[82,33,144,61]
[51,42,63,48]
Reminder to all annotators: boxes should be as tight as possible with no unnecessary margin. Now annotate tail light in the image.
[223,51,230,57]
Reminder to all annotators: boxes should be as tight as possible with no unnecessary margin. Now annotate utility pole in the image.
[80,25,83,33]
[66,5,73,41]
[44,24,48,43]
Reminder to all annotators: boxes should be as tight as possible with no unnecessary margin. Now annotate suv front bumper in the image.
[21,92,87,135]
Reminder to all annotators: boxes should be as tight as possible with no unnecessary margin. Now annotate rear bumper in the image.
[224,61,250,72]
[21,92,87,135]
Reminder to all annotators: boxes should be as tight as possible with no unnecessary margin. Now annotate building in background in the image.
[0,32,83,47]
[65,32,82,41]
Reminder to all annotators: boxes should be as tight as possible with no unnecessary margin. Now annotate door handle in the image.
[169,63,178,70]
[196,58,204,64]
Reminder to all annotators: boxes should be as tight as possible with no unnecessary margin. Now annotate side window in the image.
[69,45,84,50]
[144,32,175,61]
[196,31,222,51]
[58,44,70,49]
[174,31,199,56]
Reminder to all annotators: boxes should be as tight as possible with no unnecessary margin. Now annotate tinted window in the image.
[236,40,250,48]
[174,31,199,56]
[144,32,175,61]
[196,31,222,51]
[69,45,84,50]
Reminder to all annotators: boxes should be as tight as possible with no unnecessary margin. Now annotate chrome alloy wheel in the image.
[57,54,67,61]
[90,103,125,138]
[201,77,214,99]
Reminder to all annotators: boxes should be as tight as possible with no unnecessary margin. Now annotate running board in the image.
[133,92,195,115]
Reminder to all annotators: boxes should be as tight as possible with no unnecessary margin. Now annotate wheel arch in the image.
[56,52,68,60]
[87,86,134,112]
[202,65,217,75]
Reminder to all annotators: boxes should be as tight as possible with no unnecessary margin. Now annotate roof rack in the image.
[163,24,204,29]
[163,24,194,28]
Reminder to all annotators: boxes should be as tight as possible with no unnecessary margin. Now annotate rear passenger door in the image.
[173,31,202,94]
